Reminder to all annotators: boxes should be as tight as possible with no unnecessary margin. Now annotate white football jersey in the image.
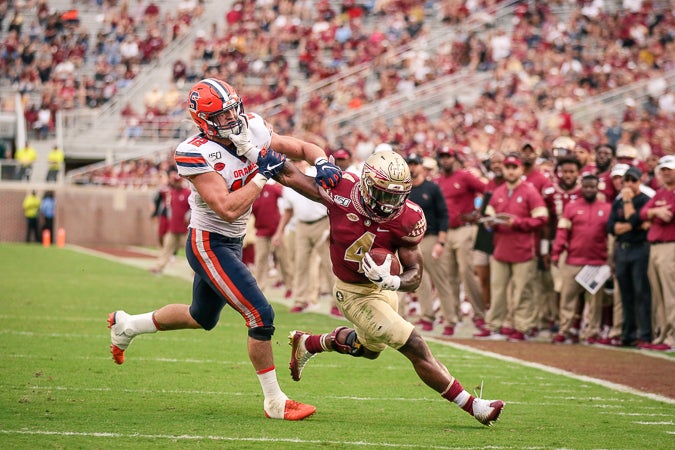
[174,112,272,237]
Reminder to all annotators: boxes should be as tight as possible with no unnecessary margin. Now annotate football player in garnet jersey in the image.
[270,150,504,426]
[107,78,343,421]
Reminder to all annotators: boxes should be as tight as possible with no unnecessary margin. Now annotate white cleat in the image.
[472,397,505,426]
[107,310,133,364]
[288,330,315,381]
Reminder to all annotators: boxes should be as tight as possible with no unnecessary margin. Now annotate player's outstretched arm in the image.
[274,162,323,202]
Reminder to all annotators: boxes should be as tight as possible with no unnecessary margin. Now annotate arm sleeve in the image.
[434,184,450,232]
[606,201,619,235]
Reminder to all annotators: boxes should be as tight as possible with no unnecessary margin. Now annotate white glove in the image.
[362,252,401,291]
[227,115,256,161]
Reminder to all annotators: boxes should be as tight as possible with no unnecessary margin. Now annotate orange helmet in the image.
[188,78,244,139]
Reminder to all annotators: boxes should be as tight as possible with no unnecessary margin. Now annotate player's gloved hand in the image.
[315,156,342,189]
[362,252,401,291]
[257,148,287,179]
[227,115,256,161]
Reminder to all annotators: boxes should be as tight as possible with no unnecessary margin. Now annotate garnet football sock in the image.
[441,379,475,414]
[305,335,325,354]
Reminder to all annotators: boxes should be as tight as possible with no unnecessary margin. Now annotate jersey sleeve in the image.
[398,201,427,247]
[174,136,213,178]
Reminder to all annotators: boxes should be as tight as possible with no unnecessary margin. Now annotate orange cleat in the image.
[108,311,132,365]
[264,399,316,420]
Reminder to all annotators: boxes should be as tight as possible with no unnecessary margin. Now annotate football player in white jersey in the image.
[107,78,341,421]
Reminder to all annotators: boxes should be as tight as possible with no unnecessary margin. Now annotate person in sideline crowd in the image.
[405,152,453,334]
[46,145,64,182]
[640,155,675,351]
[434,147,487,328]
[14,141,37,181]
[551,174,611,344]
[40,191,56,243]
[251,180,283,293]
[275,159,337,315]
[474,153,548,341]
[606,166,653,347]
[23,190,41,243]
[149,166,191,275]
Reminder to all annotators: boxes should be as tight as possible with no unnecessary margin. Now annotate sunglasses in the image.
[624,177,639,183]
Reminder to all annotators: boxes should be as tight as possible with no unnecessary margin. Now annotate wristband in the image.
[251,173,268,189]
[540,240,550,256]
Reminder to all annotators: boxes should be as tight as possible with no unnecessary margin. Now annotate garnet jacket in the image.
[552,198,611,266]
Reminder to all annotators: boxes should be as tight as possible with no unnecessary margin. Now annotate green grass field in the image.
[1,243,673,449]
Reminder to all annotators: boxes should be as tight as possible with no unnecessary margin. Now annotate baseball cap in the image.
[422,157,437,171]
[610,163,630,178]
[437,146,458,157]
[405,153,423,165]
[332,149,351,160]
[503,154,522,167]
[657,154,675,172]
[624,166,642,180]
[616,144,637,160]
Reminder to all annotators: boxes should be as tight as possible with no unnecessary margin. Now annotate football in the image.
[367,248,402,275]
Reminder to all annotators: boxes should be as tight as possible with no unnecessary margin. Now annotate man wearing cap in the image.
[640,155,675,351]
[434,147,487,325]
[475,153,548,341]
[473,151,506,316]
[551,174,611,344]
[405,153,455,335]
[616,144,648,175]
[606,166,653,347]
[332,148,358,175]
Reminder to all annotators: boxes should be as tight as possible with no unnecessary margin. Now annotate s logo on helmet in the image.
[189,91,200,112]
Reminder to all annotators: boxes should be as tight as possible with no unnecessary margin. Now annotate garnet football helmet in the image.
[360,151,412,218]
[188,78,244,139]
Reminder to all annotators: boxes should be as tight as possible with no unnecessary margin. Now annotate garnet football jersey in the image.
[320,172,426,283]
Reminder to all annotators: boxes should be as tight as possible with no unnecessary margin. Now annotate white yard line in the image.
[0,430,508,449]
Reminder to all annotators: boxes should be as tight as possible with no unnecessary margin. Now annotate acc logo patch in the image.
[214,162,225,171]
[346,213,359,222]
